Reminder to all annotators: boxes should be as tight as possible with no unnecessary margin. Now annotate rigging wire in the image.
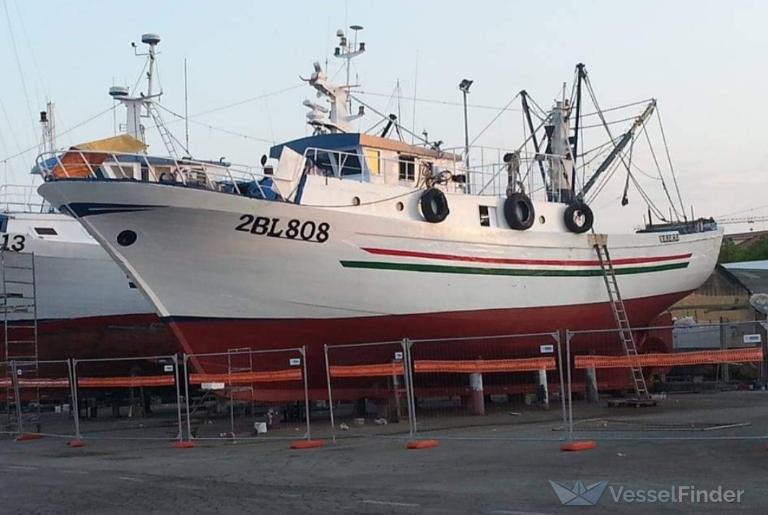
[579,115,640,130]
[12,0,47,108]
[582,76,669,220]
[130,58,150,97]
[469,92,521,147]
[641,120,680,217]
[350,94,432,146]
[183,84,303,119]
[0,105,117,163]
[0,97,24,158]
[656,107,687,220]
[580,98,654,118]
[153,104,275,145]
[3,0,38,144]
[356,90,523,114]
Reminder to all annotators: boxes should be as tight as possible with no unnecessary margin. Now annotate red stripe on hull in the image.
[167,291,687,400]
[362,247,693,267]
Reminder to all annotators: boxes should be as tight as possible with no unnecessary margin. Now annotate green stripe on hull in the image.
[339,261,689,277]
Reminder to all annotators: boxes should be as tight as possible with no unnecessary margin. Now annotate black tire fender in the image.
[504,193,535,230]
[563,203,594,233]
[420,188,450,223]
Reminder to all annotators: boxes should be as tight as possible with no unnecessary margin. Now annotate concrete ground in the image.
[1,391,767,514]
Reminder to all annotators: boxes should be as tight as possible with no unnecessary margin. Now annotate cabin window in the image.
[478,206,497,227]
[34,227,58,235]
[364,149,380,175]
[479,206,490,227]
[399,155,416,181]
[338,154,363,176]
[306,152,362,177]
[113,165,135,179]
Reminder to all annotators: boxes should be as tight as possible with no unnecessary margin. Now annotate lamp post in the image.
[459,79,473,192]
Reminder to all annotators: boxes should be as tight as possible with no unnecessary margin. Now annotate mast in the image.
[545,99,574,203]
[520,90,548,195]
[579,100,656,199]
[570,63,585,196]
[39,102,55,154]
[302,26,366,134]
[108,33,164,145]
[335,25,365,113]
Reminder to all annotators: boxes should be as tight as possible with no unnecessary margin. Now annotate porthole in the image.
[395,201,404,211]
[352,196,361,206]
[539,216,546,224]
[117,230,137,247]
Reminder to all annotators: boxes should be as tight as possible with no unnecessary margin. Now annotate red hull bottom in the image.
[2,314,179,371]
[168,292,686,400]
[2,314,180,404]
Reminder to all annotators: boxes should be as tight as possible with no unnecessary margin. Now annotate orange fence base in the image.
[67,439,85,448]
[15,433,43,442]
[561,440,597,452]
[290,439,326,450]
[407,439,440,450]
[171,440,196,449]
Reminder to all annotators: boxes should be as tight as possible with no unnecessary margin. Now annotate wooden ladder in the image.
[590,234,649,400]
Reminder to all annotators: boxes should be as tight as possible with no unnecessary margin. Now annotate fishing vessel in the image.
[37,32,722,397]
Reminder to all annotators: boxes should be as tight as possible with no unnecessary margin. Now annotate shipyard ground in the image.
[1,392,767,514]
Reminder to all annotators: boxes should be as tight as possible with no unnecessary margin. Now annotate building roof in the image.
[723,267,768,295]
[723,260,768,270]
[269,132,461,161]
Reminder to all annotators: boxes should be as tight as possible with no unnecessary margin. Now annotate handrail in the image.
[0,184,50,213]
[35,144,567,203]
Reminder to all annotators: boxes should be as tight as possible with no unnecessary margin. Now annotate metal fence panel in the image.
[71,355,184,445]
[564,321,768,442]
[1,359,75,439]
[183,347,311,442]
[408,332,567,441]
[324,340,413,440]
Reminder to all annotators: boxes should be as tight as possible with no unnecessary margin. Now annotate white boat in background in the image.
[37,31,722,397]
[0,104,177,365]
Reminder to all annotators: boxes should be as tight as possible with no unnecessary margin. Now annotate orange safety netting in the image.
[78,376,176,388]
[189,369,302,385]
[414,357,557,374]
[575,347,764,369]
[329,362,405,378]
[0,378,70,388]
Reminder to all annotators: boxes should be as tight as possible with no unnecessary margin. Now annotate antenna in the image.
[138,33,162,101]
[302,26,367,134]
[334,25,365,111]
[108,33,165,144]
[184,58,190,151]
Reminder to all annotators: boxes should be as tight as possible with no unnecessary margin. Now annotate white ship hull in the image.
[39,179,721,335]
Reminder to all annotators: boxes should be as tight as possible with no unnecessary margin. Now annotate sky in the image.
[1,0,766,233]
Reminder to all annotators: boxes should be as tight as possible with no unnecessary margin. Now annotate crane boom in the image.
[579,100,656,198]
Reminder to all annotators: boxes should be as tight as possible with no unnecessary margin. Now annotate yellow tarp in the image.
[71,134,146,153]
[51,134,147,178]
